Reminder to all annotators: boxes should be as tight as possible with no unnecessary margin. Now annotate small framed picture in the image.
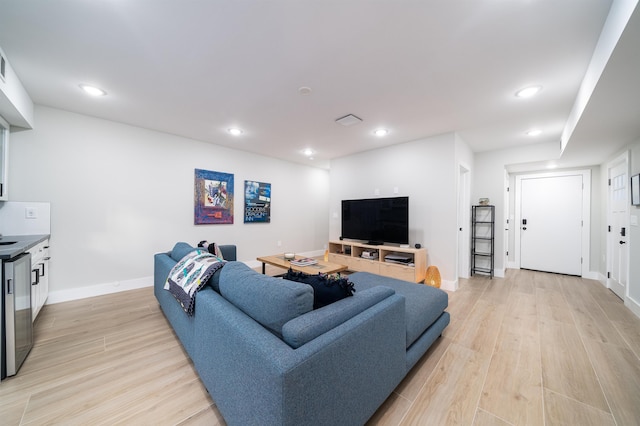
[631,174,640,206]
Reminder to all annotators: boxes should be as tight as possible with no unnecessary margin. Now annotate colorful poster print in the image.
[244,180,271,223]
[194,169,234,225]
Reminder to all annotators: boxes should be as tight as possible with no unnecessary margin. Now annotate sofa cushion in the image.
[348,272,448,349]
[283,270,355,309]
[282,286,395,348]
[219,262,313,338]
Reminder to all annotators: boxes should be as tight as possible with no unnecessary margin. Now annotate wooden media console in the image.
[328,240,427,283]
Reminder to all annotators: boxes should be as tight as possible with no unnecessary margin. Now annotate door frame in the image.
[504,169,510,273]
[514,169,591,277]
[606,151,630,298]
[457,163,471,281]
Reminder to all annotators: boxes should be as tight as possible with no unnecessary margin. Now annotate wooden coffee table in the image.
[257,254,347,275]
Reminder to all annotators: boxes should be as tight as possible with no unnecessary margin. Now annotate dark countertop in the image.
[0,234,50,260]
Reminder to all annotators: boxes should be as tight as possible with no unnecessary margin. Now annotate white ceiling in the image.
[0,0,637,170]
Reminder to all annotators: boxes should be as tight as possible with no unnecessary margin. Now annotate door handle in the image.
[522,227,527,230]
[620,240,627,245]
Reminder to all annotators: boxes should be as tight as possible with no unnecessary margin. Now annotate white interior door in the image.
[519,175,583,275]
[608,159,629,299]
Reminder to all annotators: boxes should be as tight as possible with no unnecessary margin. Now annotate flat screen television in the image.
[341,196,409,245]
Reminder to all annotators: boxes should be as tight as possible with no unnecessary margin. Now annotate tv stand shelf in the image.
[328,240,427,283]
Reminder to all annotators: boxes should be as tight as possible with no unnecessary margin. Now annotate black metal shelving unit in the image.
[471,205,495,278]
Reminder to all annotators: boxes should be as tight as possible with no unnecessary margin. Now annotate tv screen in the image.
[341,196,409,245]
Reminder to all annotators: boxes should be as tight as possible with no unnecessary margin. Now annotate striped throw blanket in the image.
[164,249,225,315]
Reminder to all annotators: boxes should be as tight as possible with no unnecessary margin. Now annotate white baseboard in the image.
[625,295,640,319]
[46,276,154,305]
[46,248,458,304]
[583,270,600,280]
[47,253,329,305]
[441,279,457,292]
[244,259,263,269]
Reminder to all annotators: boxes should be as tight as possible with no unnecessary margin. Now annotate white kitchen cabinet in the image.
[28,239,50,321]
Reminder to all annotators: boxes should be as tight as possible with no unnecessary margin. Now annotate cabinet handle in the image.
[32,269,40,285]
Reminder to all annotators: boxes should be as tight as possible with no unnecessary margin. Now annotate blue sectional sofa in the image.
[154,242,449,426]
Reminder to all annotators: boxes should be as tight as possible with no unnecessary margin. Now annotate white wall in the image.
[474,142,560,274]
[624,139,640,312]
[329,133,465,289]
[7,106,330,301]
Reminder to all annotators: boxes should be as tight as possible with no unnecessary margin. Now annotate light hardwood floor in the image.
[1,268,639,425]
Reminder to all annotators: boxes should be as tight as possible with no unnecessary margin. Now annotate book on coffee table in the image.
[290,257,318,267]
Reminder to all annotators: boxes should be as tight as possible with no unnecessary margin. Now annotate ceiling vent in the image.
[0,53,5,82]
[335,114,362,126]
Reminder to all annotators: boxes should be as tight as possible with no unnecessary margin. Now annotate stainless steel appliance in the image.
[2,252,33,378]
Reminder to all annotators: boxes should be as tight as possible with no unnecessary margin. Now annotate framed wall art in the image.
[194,168,234,224]
[244,180,271,223]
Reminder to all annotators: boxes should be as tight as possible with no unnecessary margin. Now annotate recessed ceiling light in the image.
[228,128,243,136]
[79,84,106,96]
[298,86,312,95]
[374,129,389,137]
[515,85,542,98]
[526,129,542,136]
[303,148,315,157]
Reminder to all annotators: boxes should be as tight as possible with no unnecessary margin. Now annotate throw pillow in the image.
[283,270,355,309]
[197,240,225,259]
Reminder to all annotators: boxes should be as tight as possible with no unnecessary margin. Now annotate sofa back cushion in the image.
[219,262,314,338]
[170,242,197,262]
